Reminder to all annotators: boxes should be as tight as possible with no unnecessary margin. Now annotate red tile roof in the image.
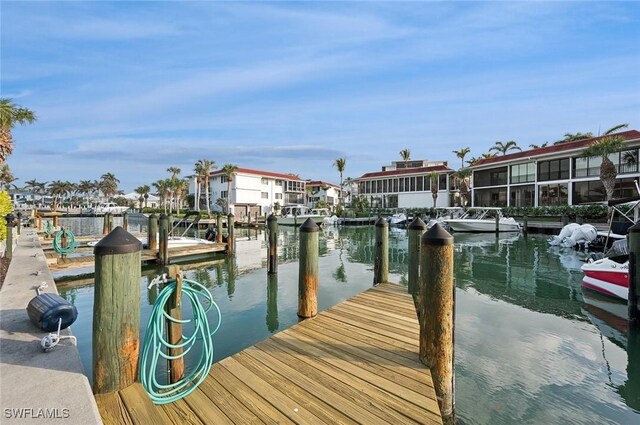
[307,180,340,188]
[472,130,640,167]
[357,165,453,180]
[210,167,303,181]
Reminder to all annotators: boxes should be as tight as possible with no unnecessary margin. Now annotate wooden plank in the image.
[329,303,421,338]
[233,350,357,425]
[333,300,419,328]
[255,339,423,425]
[321,310,419,345]
[118,384,174,425]
[160,399,204,425]
[94,392,133,425]
[343,297,419,323]
[211,364,295,424]
[182,387,234,425]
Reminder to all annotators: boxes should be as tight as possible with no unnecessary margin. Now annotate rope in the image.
[43,220,55,236]
[52,228,77,255]
[40,318,78,352]
[140,277,221,405]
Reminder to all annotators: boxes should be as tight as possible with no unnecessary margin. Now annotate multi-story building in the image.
[190,167,307,219]
[305,181,341,210]
[469,129,640,207]
[354,160,455,209]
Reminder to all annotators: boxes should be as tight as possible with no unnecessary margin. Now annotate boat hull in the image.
[277,215,325,226]
[581,258,629,300]
[444,219,521,232]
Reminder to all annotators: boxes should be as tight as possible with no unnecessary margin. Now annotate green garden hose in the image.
[140,278,221,405]
[43,220,55,236]
[52,228,77,255]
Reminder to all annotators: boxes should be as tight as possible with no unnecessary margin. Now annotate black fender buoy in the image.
[27,293,78,332]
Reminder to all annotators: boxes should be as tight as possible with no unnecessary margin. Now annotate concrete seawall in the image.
[0,228,102,424]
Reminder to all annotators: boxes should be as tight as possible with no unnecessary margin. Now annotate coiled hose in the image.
[140,278,221,404]
[52,229,77,255]
[43,220,55,236]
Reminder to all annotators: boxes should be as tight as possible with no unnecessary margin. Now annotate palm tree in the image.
[193,162,204,211]
[582,123,629,201]
[0,98,37,163]
[77,180,93,206]
[196,159,216,214]
[452,147,470,169]
[221,164,238,214]
[399,149,411,168]
[452,168,472,207]
[428,171,439,208]
[99,173,119,202]
[529,142,549,149]
[555,131,593,145]
[333,158,346,205]
[153,179,171,214]
[134,185,151,209]
[0,164,17,191]
[466,156,480,166]
[25,179,41,206]
[490,140,521,156]
[48,180,68,210]
[481,153,498,159]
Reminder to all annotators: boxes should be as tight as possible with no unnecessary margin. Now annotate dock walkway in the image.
[96,283,442,424]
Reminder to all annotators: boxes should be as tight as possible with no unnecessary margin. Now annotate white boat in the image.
[93,202,129,215]
[581,257,628,301]
[88,234,215,248]
[387,209,408,227]
[427,207,465,229]
[277,205,324,226]
[442,207,521,232]
[311,208,339,226]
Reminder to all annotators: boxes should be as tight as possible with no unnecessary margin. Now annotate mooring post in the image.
[216,214,223,244]
[122,211,129,231]
[227,213,235,254]
[148,214,158,250]
[495,214,499,235]
[577,215,584,225]
[16,212,21,235]
[92,227,142,394]
[60,227,68,260]
[267,214,278,274]
[5,214,14,260]
[166,265,184,383]
[562,214,569,226]
[628,223,640,326]
[52,214,59,229]
[168,214,174,236]
[298,218,319,318]
[374,217,389,285]
[418,222,454,422]
[523,213,528,236]
[158,213,169,265]
[408,217,427,297]
[36,214,42,232]
[102,213,109,235]
[266,274,279,332]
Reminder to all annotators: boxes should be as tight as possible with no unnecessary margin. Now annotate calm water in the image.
[55,220,640,424]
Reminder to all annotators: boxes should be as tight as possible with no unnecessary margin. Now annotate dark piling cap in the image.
[408,217,427,230]
[159,213,167,220]
[375,217,388,227]
[149,213,157,219]
[94,226,142,255]
[629,222,640,234]
[267,214,277,223]
[228,213,234,218]
[421,222,453,245]
[5,213,15,224]
[299,217,320,232]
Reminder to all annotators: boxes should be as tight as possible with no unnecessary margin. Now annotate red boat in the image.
[581,258,628,301]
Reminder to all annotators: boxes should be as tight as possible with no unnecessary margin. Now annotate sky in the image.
[2,1,639,193]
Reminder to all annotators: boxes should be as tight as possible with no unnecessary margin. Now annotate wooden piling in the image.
[408,217,427,297]
[16,212,21,235]
[60,228,68,259]
[36,214,42,232]
[562,214,569,226]
[166,265,184,383]
[5,217,13,260]
[523,213,528,235]
[158,213,169,266]
[298,218,319,318]
[122,211,129,231]
[267,214,278,274]
[148,214,158,250]
[374,217,389,285]
[417,222,455,422]
[102,213,109,235]
[92,227,142,394]
[52,214,59,228]
[495,214,499,234]
[227,213,235,254]
[168,214,174,236]
[266,274,279,332]
[216,214,223,244]
[628,223,640,326]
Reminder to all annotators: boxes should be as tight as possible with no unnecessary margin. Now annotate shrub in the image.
[0,190,12,241]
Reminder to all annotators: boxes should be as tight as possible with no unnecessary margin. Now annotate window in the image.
[261,192,269,199]
[261,178,268,185]
[510,162,535,184]
[275,180,283,186]
[538,159,569,181]
[416,176,423,191]
[439,174,447,191]
[409,177,416,192]
[474,167,507,187]
[275,193,282,199]
[510,185,535,207]
[473,188,507,207]
[221,175,228,183]
[393,178,398,192]
[221,190,228,199]
[539,183,568,206]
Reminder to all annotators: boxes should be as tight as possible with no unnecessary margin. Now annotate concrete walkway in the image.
[0,228,101,424]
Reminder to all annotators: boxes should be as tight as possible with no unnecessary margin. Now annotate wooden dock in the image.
[95,282,442,424]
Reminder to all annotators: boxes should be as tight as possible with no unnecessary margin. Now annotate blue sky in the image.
[2,1,639,192]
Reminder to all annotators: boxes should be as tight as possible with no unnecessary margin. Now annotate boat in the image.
[548,223,598,248]
[581,257,628,301]
[310,208,339,226]
[387,209,408,227]
[93,202,129,215]
[442,207,521,232]
[277,205,324,226]
[427,207,465,229]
